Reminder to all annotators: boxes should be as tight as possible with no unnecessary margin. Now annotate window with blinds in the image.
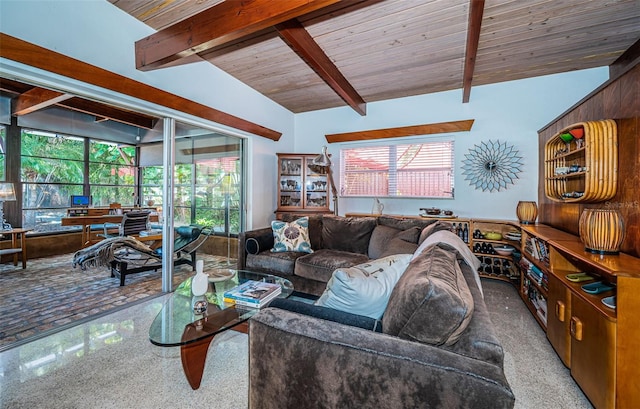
[340,141,454,198]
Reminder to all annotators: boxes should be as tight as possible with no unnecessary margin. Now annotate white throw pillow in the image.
[315,254,412,319]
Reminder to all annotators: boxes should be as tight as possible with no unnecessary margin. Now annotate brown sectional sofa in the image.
[237,214,437,295]
[247,231,515,408]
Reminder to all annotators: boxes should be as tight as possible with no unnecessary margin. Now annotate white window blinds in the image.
[340,141,454,198]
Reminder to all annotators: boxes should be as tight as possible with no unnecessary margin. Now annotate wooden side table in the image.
[0,228,31,269]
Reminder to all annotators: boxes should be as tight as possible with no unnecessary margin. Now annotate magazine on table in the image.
[223,280,282,308]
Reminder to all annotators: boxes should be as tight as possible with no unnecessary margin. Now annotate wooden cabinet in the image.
[521,225,640,409]
[546,273,572,366]
[544,120,617,203]
[570,295,616,409]
[276,153,332,218]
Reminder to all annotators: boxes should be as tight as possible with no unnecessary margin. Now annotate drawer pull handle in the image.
[555,301,565,322]
[570,316,583,341]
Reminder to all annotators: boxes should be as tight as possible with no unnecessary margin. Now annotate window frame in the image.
[339,139,455,199]
[20,129,137,233]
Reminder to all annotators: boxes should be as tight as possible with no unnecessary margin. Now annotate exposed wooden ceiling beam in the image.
[325,120,475,143]
[276,19,366,116]
[58,98,158,130]
[198,0,382,60]
[0,33,282,141]
[10,85,158,129]
[135,0,341,71]
[13,88,73,116]
[462,0,485,103]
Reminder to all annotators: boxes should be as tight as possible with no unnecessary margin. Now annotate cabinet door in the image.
[570,296,616,409]
[304,157,329,210]
[278,157,303,209]
[546,274,571,367]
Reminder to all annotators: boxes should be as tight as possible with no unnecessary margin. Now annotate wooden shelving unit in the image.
[521,224,640,409]
[544,120,617,203]
[471,219,521,282]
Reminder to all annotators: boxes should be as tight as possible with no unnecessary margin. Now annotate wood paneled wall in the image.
[538,63,640,258]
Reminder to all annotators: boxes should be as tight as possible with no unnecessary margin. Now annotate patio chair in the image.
[73,225,214,286]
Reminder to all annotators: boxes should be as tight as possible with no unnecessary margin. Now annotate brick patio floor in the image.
[0,253,234,350]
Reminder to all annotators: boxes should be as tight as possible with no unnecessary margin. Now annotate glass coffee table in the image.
[149,269,293,390]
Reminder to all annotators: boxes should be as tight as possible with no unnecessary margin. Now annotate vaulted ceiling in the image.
[2,0,639,138]
[112,0,640,114]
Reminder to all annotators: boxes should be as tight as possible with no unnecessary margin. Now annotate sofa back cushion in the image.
[382,244,474,346]
[377,215,436,231]
[417,220,455,244]
[368,225,421,259]
[282,213,324,250]
[322,215,376,254]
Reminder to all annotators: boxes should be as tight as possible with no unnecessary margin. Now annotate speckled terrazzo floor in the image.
[0,278,592,409]
[0,295,248,409]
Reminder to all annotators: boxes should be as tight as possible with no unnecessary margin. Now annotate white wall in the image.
[295,68,609,220]
[0,0,295,228]
[0,0,610,226]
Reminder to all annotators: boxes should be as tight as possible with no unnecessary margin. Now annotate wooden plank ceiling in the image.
[111,0,640,114]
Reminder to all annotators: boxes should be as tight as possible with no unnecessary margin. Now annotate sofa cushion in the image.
[271,217,313,253]
[379,227,421,258]
[322,215,376,254]
[368,225,398,259]
[377,215,437,231]
[315,254,412,319]
[269,298,382,332]
[294,249,370,283]
[382,244,474,346]
[368,225,420,259]
[246,251,303,276]
[418,220,455,244]
[441,263,505,367]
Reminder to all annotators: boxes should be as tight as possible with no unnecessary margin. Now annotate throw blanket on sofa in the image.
[72,237,160,271]
[412,230,483,296]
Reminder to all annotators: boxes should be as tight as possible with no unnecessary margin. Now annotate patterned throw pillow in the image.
[271,217,313,253]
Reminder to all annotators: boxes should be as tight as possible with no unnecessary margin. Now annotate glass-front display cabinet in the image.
[276,153,331,218]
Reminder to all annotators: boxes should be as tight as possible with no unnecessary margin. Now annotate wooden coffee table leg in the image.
[180,336,215,390]
[232,321,249,334]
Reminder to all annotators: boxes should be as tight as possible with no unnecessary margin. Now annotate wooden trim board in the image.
[325,119,474,143]
[0,33,282,141]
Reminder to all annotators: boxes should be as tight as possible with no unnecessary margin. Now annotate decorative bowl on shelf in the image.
[494,245,515,256]
[569,127,584,139]
[559,132,574,143]
[443,210,454,216]
[421,207,441,215]
[483,231,503,240]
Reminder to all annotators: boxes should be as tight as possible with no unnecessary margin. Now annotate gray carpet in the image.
[0,279,592,408]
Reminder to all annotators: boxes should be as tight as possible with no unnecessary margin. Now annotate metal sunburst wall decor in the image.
[461,140,523,192]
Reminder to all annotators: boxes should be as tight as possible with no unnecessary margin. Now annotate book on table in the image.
[223,280,282,308]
